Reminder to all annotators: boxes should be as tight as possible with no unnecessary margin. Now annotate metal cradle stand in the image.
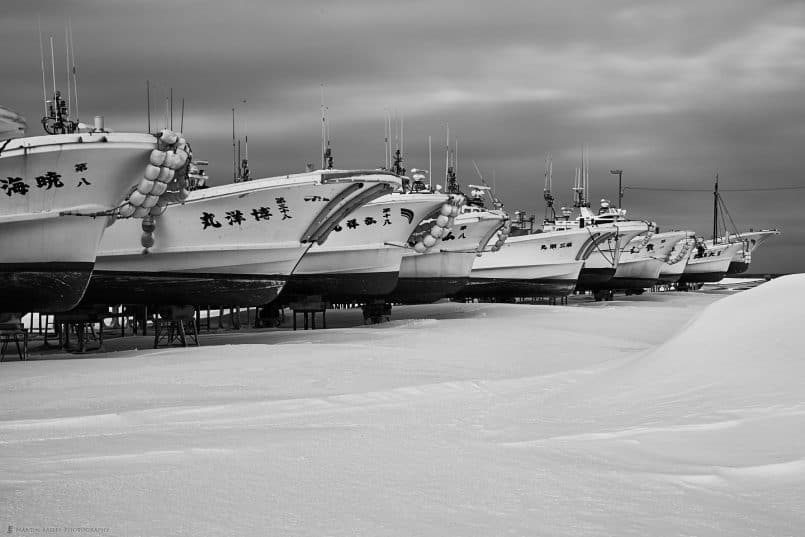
[0,322,28,362]
[153,306,199,348]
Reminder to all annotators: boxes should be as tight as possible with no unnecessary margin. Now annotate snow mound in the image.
[599,274,805,408]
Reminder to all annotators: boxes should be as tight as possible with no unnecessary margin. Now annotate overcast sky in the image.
[3,0,804,272]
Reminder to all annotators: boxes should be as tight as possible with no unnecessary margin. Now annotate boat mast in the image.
[321,85,326,169]
[428,135,432,189]
[610,169,623,209]
[146,81,151,133]
[583,145,590,207]
[69,19,79,122]
[712,173,719,243]
[50,36,56,104]
[237,139,241,182]
[64,28,71,119]
[444,124,450,189]
[544,153,555,221]
[232,107,237,182]
[38,16,47,117]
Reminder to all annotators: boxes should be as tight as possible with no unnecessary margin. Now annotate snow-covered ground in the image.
[2,278,803,536]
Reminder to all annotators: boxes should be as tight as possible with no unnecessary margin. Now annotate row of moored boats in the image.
[0,96,779,319]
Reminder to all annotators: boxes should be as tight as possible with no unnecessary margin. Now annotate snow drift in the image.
[2,282,803,536]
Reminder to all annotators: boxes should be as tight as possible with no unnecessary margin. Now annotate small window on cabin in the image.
[541,245,547,250]
[550,244,557,249]
[566,242,572,248]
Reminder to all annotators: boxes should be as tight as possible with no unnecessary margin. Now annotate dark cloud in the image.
[2,0,803,272]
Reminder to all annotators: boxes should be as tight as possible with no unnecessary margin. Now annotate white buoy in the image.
[132,206,150,218]
[144,164,161,181]
[118,203,136,218]
[136,178,155,195]
[156,167,175,183]
[423,235,437,247]
[436,215,449,227]
[160,129,178,145]
[414,242,427,253]
[440,204,452,216]
[430,226,444,238]
[142,194,159,208]
[128,190,147,206]
[150,181,168,196]
[149,149,167,166]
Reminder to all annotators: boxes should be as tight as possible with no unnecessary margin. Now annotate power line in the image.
[624,185,805,192]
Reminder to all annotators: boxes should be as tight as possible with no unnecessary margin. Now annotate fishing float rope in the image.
[665,238,694,265]
[489,219,511,252]
[114,128,192,250]
[408,194,466,253]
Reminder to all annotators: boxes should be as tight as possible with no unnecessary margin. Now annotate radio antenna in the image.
[428,135,432,189]
[37,16,47,116]
[49,35,56,99]
[232,107,237,181]
[169,87,173,130]
[68,19,79,121]
[64,27,71,118]
[146,80,151,133]
[444,124,449,189]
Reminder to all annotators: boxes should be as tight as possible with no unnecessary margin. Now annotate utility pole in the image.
[610,169,623,208]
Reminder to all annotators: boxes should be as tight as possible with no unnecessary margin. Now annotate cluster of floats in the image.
[0,91,780,335]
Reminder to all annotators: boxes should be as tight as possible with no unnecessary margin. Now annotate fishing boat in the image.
[604,229,690,292]
[388,176,508,303]
[678,175,775,284]
[657,232,697,284]
[0,95,190,313]
[461,221,600,299]
[678,238,743,284]
[542,154,652,296]
[725,229,780,274]
[544,203,652,294]
[281,190,457,303]
[460,154,649,300]
[279,127,467,305]
[83,169,401,306]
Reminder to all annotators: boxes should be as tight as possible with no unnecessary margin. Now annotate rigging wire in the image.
[624,185,805,192]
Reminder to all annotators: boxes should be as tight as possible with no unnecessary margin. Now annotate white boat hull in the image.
[725,230,780,274]
[390,209,508,303]
[575,221,652,291]
[460,227,595,298]
[282,192,449,303]
[86,171,398,306]
[608,230,689,289]
[0,132,162,312]
[679,242,744,283]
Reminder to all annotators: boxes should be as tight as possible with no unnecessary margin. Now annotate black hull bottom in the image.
[388,276,470,304]
[1,262,93,313]
[455,278,578,299]
[80,271,287,307]
[678,272,727,284]
[575,267,617,291]
[657,273,683,284]
[597,277,659,291]
[278,271,399,304]
[727,261,750,275]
